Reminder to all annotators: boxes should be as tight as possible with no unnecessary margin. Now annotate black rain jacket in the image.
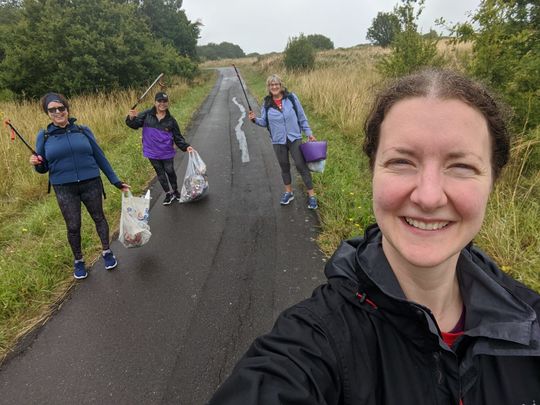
[209,225,540,404]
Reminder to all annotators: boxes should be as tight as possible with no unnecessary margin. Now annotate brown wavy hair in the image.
[363,68,510,181]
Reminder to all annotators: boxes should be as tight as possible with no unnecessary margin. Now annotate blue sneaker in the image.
[74,261,88,280]
[280,192,294,205]
[307,195,318,210]
[103,250,118,270]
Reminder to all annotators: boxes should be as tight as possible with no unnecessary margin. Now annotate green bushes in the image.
[0,0,200,98]
[197,42,245,61]
[284,34,315,71]
[305,34,334,50]
[451,0,540,130]
[377,0,444,78]
[367,12,401,47]
[377,29,443,77]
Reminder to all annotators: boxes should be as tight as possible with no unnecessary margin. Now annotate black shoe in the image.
[173,190,181,202]
[163,192,174,205]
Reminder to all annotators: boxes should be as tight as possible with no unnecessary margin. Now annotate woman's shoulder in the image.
[469,245,540,311]
[285,279,371,329]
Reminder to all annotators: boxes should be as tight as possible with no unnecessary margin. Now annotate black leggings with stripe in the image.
[53,177,110,261]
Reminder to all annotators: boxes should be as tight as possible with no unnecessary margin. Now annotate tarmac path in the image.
[0,67,325,404]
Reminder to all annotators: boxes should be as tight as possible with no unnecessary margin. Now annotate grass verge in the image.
[236,50,540,283]
[0,71,216,359]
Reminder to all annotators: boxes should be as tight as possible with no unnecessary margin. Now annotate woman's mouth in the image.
[404,217,449,230]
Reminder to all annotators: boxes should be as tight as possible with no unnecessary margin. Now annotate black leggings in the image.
[149,158,177,193]
[53,177,109,261]
[272,139,313,189]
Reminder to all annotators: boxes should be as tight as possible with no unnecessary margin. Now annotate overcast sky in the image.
[184,0,481,54]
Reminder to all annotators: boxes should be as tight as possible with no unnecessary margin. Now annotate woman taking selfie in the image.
[210,69,540,404]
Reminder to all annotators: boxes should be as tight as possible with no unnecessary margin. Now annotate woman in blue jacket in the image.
[248,75,318,209]
[30,92,129,280]
[125,91,194,205]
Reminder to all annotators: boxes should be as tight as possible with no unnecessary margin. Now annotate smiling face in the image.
[155,98,169,113]
[268,81,283,98]
[372,97,493,271]
[47,101,69,127]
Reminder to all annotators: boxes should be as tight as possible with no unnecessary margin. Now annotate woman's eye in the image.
[448,163,479,176]
[386,159,412,167]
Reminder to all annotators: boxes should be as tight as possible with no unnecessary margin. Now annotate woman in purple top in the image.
[126,91,194,205]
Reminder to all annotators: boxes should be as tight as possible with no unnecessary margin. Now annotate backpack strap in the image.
[41,129,52,194]
[264,92,301,135]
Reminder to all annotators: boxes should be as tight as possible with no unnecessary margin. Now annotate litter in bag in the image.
[307,159,326,173]
[179,150,209,203]
[119,190,151,248]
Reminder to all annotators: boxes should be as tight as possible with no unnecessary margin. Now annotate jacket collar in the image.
[46,117,78,134]
[325,224,540,351]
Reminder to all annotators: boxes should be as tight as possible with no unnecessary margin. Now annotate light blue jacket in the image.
[254,92,312,144]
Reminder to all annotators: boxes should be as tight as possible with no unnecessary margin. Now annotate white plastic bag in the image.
[179,150,209,203]
[119,190,152,248]
[307,159,326,173]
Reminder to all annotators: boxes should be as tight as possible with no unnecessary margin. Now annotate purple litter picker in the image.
[300,140,327,162]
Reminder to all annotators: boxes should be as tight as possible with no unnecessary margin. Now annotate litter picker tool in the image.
[3,119,37,154]
[232,64,252,111]
[131,73,164,109]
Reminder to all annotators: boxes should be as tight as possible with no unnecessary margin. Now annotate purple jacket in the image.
[125,107,190,160]
[142,126,176,159]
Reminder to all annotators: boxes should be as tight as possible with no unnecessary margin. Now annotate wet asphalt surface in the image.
[0,68,325,404]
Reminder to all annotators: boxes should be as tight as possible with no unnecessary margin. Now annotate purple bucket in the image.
[300,141,327,162]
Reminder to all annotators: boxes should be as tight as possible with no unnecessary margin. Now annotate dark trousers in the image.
[53,177,109,261]
[272,139,313,190]
[149,158,178,193]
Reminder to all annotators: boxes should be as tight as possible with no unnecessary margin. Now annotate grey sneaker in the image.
[280,192,294,205]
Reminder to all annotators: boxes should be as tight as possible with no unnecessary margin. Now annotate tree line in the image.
[366,0,539,131]
[0,0,200,99]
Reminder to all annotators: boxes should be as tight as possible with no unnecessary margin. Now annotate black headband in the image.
[44,94,63,108]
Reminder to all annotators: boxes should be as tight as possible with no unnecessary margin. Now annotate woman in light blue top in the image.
[248,74,318,209]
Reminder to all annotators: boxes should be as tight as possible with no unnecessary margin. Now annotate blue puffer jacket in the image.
[254,92,312,144]
[34,118,121,186]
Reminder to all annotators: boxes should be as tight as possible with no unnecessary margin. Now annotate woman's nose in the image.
[409,168,448,211]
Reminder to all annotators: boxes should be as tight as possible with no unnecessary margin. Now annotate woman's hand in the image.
[248,111,256,121]
[29,154,43,166]
[120,183,130,192]
[128,109,138,119]
[187,146,195,153]
[308,135,317,142]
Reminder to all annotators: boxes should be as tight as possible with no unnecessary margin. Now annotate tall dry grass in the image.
[478,134,540,291]
[244,45,540,280]
[0,73,215,360]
